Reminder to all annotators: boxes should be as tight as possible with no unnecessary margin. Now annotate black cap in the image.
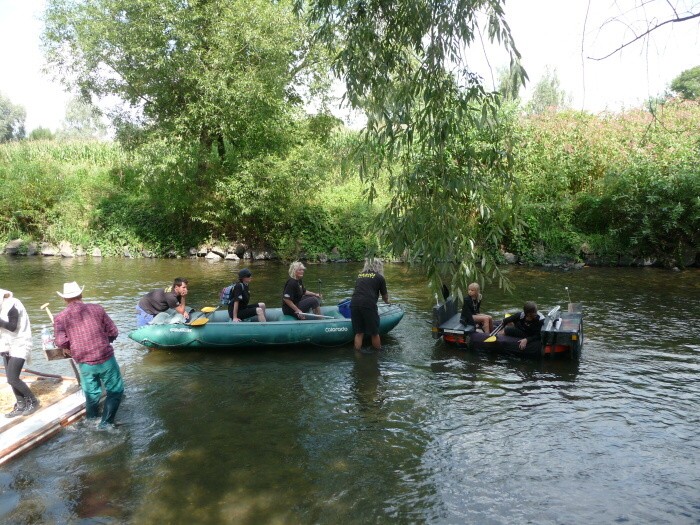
[239,268,252,279]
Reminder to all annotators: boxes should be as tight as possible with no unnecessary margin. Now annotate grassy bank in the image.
[1,101,698,267]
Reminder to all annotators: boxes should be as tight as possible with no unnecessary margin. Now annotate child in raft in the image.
[459,282,493,333]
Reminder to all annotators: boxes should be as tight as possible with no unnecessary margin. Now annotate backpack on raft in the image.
[219,284,235,306]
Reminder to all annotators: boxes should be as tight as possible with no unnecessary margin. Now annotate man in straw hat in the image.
[54,281,124,428]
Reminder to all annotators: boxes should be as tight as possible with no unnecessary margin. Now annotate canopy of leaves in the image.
[58,97,107,140]
[299,0,526,294]
[0,92,26,142]
[525,67,569,115]
[43,0,320,162]
[670,65,700,100]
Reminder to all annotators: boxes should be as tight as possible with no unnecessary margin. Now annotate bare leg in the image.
[371,335,382,350]
[257,303,266,322]
[354,333,364,351]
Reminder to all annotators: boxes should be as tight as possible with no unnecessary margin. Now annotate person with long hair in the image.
[350,258,390,352]
[459,282,493,333]
[282,262,322,320]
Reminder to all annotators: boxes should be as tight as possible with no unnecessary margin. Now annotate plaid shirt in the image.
[54,300,119,365]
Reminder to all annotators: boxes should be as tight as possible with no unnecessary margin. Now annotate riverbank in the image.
[3,238,697,271]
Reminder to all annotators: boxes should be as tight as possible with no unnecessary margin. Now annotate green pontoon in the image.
[128,303,404,350]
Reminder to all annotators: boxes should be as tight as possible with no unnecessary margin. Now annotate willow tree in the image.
[298,0,526,294]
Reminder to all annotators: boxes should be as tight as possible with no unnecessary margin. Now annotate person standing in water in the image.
[350,258,390,352]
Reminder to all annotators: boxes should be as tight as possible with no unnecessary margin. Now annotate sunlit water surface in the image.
[0,257,698,524]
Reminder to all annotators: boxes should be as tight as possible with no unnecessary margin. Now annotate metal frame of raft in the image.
[432,296,584,359]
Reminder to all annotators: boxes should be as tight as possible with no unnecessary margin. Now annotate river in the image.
[0,256,698,524]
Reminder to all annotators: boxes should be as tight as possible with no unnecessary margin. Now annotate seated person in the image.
[502,301,544,351]
[136,277,189,327]
[282,262,322,320]
[229,268,266,322]
[459,282,493,333]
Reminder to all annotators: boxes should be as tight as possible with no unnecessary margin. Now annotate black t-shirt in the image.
[350,271,387,310]
[228,281,250,309]
[282,278,306,315]
[138,289,180,315]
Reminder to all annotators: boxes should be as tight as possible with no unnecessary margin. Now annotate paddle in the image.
[298,313,336,320]
[200,306,219,314]
[189,306,220,326]
[317,279,323,305]
[484,319,506,343]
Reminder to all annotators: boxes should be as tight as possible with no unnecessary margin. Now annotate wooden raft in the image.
[0,375,86,465]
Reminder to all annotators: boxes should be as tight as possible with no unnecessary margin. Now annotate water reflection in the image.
[351,351,385,412]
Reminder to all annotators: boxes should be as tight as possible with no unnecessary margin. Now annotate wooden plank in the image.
[0,390,86,465]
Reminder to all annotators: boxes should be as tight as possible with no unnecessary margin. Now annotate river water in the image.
[0,256,698,524]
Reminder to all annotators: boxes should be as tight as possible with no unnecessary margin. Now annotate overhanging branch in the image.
[588,11,700,60]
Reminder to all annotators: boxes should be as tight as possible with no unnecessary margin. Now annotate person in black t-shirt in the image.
[350,258,389,352]
[282,262,322,320]
[502,301,544,351]
[229,268,266,322]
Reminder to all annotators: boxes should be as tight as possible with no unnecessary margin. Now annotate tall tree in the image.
[298,0,526,292]
[670,65,700,100]
[59,97,107,139]
[43,0,322,163]
[526,67,569,115]
[0,92,26,142]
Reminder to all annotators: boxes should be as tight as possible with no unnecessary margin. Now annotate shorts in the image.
[297,296,320,313]
[229,304,258,320]
[350,306,380,336]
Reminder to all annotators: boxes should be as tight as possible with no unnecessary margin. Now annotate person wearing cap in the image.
[282,261,322,320]
[136,277,189,327]
[0,288,40,417]
[228,268,266,322]
[54,281,124,428]
[350,258,390,352]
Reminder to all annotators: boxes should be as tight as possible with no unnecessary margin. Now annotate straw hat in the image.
[57,281,84,299]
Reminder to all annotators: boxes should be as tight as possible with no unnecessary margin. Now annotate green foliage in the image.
[0,140,121,243]
[302,0,528,294]
[574,169,699,265]
[58,97,106,140]
[513,99,700,265]
[28,127,55,141]
[525,67,569,115]
[44,0,324,161]
[670,65,700,100]
[0,92,26,142]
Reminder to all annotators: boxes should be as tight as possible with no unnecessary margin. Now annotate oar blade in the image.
[201,306,218,313]
[190,317,209,327]
[484,336,497,343]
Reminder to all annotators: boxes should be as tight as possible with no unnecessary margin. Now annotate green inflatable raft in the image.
[128,303,404,350]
